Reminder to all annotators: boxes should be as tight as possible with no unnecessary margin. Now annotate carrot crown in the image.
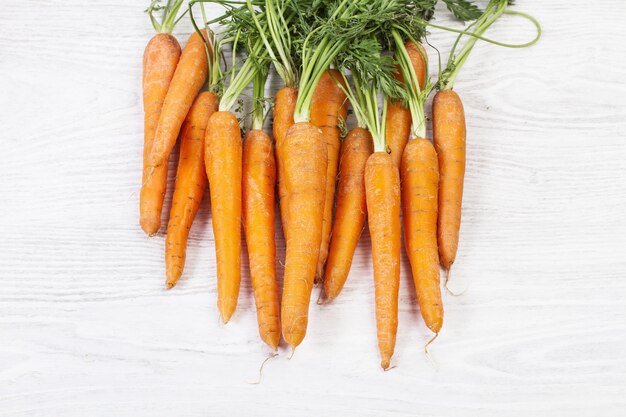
[146,0,188,33]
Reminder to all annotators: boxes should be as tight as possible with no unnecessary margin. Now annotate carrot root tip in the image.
[248,352,279,385]
[424,332,439,356]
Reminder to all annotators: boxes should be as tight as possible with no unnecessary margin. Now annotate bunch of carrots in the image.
[140,0,540,368]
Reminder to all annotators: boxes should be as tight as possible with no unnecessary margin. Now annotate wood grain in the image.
[1,1,626,416]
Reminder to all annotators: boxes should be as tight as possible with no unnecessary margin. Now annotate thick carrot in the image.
[310,69,348,281]
[165,91,218,289]
[322,127,373,301]
[401,138,443,333]
[432,90,466,270]
[385,41,427,168]
[148,29,211,170]
[365,151,401,370]
[205,111,242,323]
[243,129,280,350]
[281,122,327,349]
[140,33,181,235]
[273,87,297,241]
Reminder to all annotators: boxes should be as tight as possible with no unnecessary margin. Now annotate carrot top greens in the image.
[146,0,188,33]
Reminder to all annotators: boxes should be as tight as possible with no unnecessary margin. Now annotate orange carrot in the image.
[365,152,401,370]
[280,122,327,349]
[165,91,218,289]
[433,90,466,271]
[401,138,443,334]
[385,41,427,168]
[243,129,280,350]
[310,68,348,281]
[140,33,181,236]
[204,111,242,323]
[272,87,297,241]
[148,29,211,170]
[322,127,373,301]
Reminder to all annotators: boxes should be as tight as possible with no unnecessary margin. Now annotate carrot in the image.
[204,111,242,323]
[165,91,218,289]
[310,68,348,281]
[433,90,465,271]
[384,41,427,168]
[139,1,184,235]
[273,86,297,241]
[433,0,541,271]
[280,122,328,349]
[243,129,280,349]
[401,139,442,333]
[148,28,211,171]
[322,127,372,301]
[242,70,280,350]
[365,152,401,370]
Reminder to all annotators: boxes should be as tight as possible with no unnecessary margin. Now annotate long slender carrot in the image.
[384,41,427,168]
[139,1,185,236]
[242,70,280,350]
[280,122,328,349]
[401,139,442,333]
[322,127,372,301]
[165,91,218,289]
[273,86,297,241]
[148,28,211,170]
[393,31,443,336]
[243,129,280,350]
[365,152,401,370]
[433,90,465,270]
[310,68,348,281]
[204,111,242,323]
[140,33,181,235]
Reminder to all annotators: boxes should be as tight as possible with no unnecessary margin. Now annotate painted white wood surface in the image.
[1,1,626,416]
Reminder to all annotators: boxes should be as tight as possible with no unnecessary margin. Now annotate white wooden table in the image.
[2,1,625,416]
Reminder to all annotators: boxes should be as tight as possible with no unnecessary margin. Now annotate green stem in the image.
[392,29,427,139]
[438,1,542,90]
[251,67,269,130]
[219,38,268,111]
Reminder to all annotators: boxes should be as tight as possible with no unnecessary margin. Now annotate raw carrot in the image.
[165,91,218,289]
[401,139,442,333]
[365,152,401,370]
[433,0,541,270]
[433,90,465,270]
[384,40,427,168]
[280,122,328,349]
[310,68,348,281]
[139,1,185,235]
[243,130,280,349]
[242,70,280,350]
[204,111,242,323]
[322,127,372,301]
[393,31,443,335]
[148,28,211,170]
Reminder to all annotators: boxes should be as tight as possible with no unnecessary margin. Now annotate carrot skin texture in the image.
[281,122,328,348]
[273,87,297,241]
[401,139,443,333]
[433,90,466,270]
[149,29,210,170]
[140,33,181,235]
[165,92,218,288]
[323,128,373,301]
[385,41,427,168]
[205,111,242,323]
[310,69,348,281]
[365,152,401,370]
[243,130,280,350]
